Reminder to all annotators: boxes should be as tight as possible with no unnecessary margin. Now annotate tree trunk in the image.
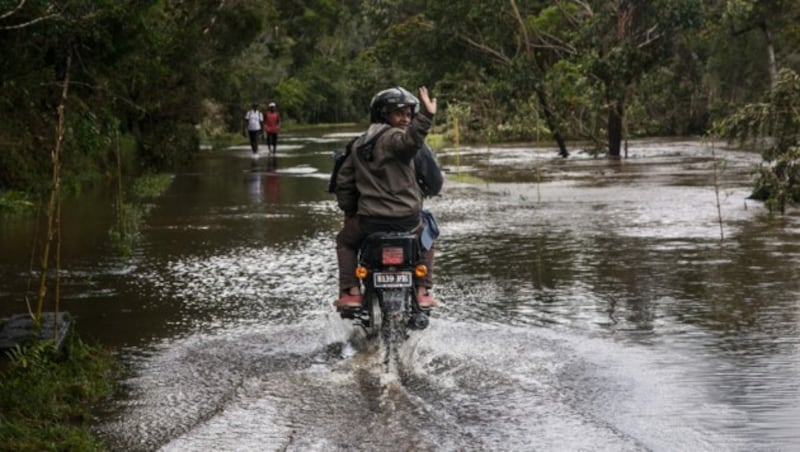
[607,98,624,158]
[508,0,570,158]
[35,52,71,323]
[534,86,569,158]
[760,21,778,89]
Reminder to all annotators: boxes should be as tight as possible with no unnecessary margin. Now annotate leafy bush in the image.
[108,201,144,257]
[131,173,173,200]
[719,68,800,213]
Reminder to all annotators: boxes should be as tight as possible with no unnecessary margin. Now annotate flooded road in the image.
[1,131,800,451]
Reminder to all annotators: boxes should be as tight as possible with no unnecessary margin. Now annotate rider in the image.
[334,86,437,310]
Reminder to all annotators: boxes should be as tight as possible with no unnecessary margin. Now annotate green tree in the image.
[721,0,800,88]
[0,0,271,192]
[384,1,569,151]
[563,0,704,157]
[720,68,800,213]
[1,1,147,190]
[109,0,269,170]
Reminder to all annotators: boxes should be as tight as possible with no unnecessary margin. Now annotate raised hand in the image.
[419,86,437,115]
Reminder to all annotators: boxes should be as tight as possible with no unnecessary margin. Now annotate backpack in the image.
[327,136,358,194]
[327,129,389,194]
[414,143,443,197]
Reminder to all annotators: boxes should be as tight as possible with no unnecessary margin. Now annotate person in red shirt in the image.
[264,102,281,154]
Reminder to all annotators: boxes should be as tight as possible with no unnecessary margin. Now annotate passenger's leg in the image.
[416,243,437,307]
[412,221,438,308]
[334,216,363,308]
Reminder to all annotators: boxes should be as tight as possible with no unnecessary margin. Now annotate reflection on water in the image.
[247,154,280,205]
[2,135,799,450]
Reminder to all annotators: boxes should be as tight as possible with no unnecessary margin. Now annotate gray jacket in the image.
[336,112,433,218]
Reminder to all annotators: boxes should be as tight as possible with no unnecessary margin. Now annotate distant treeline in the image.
[1,0,799,192]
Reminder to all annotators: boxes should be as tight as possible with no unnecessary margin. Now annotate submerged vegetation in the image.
[109,173,173,257]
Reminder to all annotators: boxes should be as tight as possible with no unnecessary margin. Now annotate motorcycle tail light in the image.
[414,264,428,278]
[355,266,368,279]
[381,247,404,265]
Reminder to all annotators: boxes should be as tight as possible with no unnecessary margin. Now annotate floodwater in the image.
[1,130,800,451]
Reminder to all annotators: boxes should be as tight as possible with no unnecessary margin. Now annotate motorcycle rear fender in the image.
[359,231,418,267]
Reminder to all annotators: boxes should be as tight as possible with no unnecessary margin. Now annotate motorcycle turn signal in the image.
[414,264,428,278]
[355,265,368,279]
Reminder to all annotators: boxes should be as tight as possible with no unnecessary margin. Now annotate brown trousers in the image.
[336,215,435,291]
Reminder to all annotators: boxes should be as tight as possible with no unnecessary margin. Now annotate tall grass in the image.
[0,331,115,451]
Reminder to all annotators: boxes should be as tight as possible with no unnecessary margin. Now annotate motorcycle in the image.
[338,230,432,362]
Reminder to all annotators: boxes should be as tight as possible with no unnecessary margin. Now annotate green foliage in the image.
[3,0,800,190]
[633,27,712,136]
[108,201,143,257]
[135,122,200,172]
[546,60,603,140]
[108,173,172,257]
[1,0,271,194]
[131,173,172,200]
[0,332,115,451]
[0,191,36,214]
[719,68,800,212]
[565,0,707,153]
[722,0,800,33]
[426,133,446,150]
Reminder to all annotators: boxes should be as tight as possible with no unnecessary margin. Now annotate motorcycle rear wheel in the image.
[365,294,382,339]
[379,290,409,371]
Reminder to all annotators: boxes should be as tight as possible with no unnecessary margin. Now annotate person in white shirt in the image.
[243,103,264,154]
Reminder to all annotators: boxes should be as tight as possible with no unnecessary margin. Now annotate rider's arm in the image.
[383,112,433,162]
[385,86,436,161]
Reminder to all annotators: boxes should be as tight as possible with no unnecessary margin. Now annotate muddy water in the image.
[1,132,799,451]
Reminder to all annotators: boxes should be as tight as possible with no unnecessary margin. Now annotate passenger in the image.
[334,86,437,309]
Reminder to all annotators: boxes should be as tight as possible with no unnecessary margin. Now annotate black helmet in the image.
[370,87,419,123]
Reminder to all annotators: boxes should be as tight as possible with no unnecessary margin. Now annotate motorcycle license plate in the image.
[373,271,412,288]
